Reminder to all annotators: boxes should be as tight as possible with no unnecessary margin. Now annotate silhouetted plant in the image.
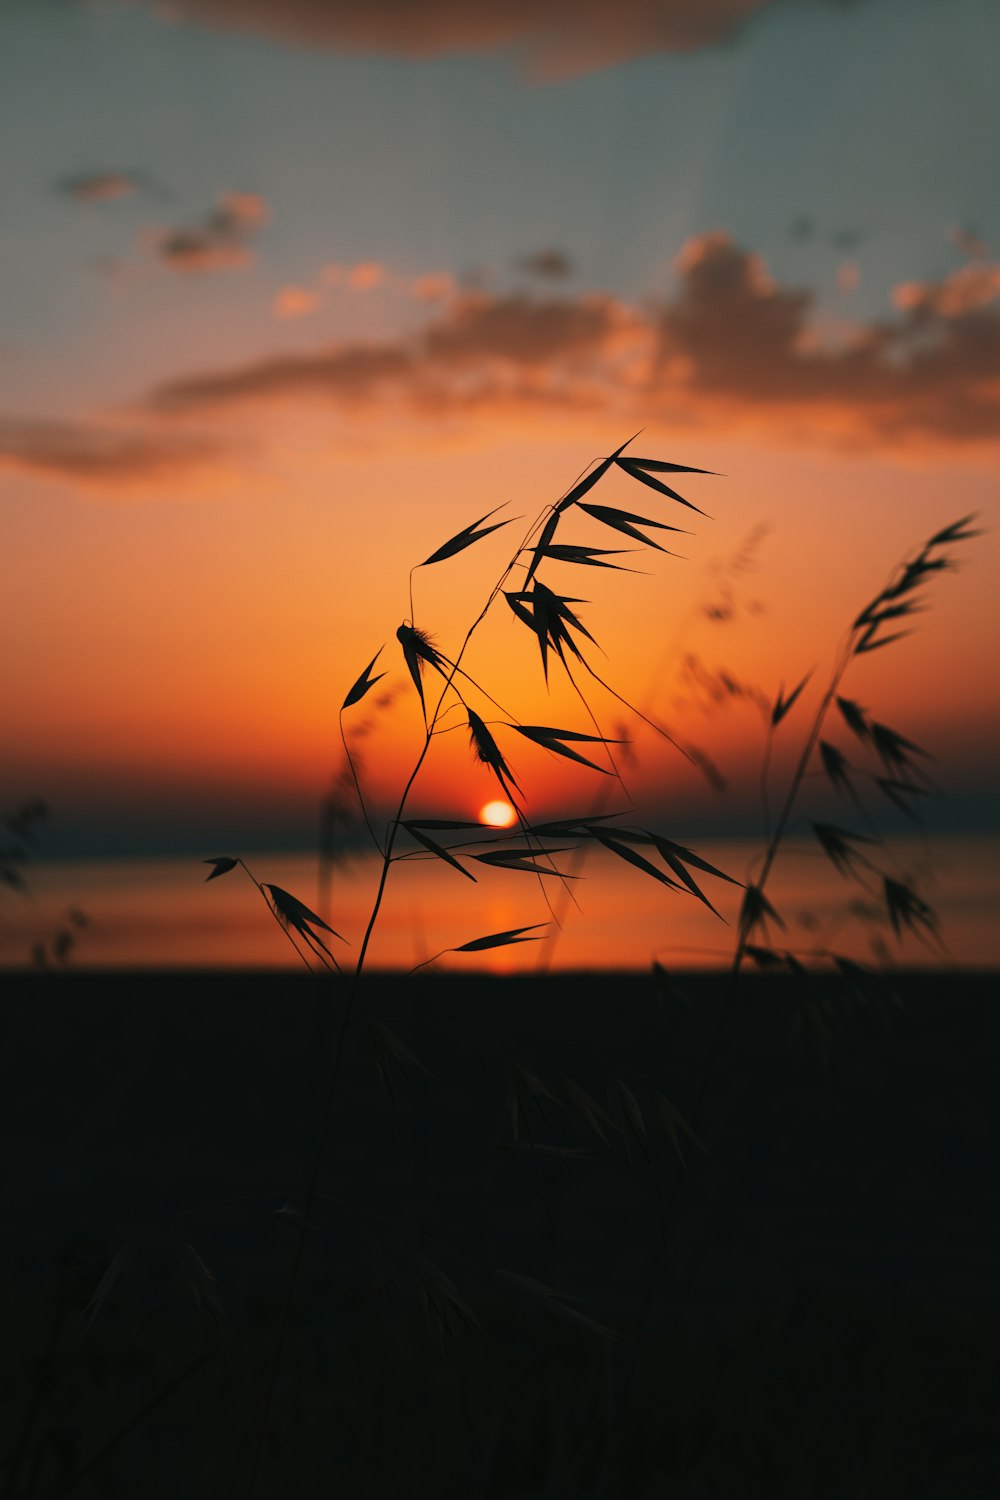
[1,797,90,968]
[204,435,745,1495]
[1,796,48,896]
[198,446,980,1499]
[735,514,982,976]
[211,437,737,983]
[578,510,983,1485]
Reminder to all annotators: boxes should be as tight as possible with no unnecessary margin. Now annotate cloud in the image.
[654,231,803,399]
[411,272,456,302]
[653,232,1000,444]
[128,0,854,75]
[145,191,269,274]
[273,284,321,318]
[517,248,574,279]
[422,288,631,366]
[150,344,416,411]
[320,260,389,290]
[346,260,386,291]
[217,191,268,229]
[893,260,1000,319]
[141,230,1000,450]
[836,261,860,295]
[948,225,990,260]
[149,288,639,418]
[0,416,222,488]
[829,226,864,252]
[59,170,140,203]
[150,233,250,274]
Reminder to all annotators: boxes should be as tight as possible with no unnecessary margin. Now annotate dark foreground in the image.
[1,969,997,1498]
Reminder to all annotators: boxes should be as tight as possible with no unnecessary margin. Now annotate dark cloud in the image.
[656,228,1000,438]
[126,0,857,75]
[892,259,1000,319]
[143,230,1000,449]
[517,248,574,279]
[949,225,990,260]
[151,343,415,411]
[0,416,222,486]
[659,232,811,400]
[151,289,630,412]
[788,214,816,242]
[829,226,864,251]
[422,290,619,365]
[654,231,1000,443]
[58,170,140,204]
[145,192,268,274]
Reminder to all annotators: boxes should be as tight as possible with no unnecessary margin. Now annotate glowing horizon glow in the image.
[480,799,517,828]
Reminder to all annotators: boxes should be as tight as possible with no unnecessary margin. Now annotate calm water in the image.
[3,835,997,973]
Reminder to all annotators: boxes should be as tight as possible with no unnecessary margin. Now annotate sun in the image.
[480,799,517,828]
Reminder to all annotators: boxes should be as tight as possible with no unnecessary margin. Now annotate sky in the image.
[2,0,999,858]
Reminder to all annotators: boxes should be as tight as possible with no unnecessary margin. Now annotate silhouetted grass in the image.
[8,441,984,1497]
[198,434,747,1495]
[733,514,982,975]
[1,799,89,970]
[201,440,981,1496]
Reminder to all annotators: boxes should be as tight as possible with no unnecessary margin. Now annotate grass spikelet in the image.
[451,922,549,952]
[80,1245,131,1335]
[608,1078,650,1164]
[559,1073,618,1145]
[265,883,346,969]
[342,647,386,709]
[836,696,870,742]
[505,1058,561,1144]
[412,1250,483,1345]
[509,722,621,773]
[738,884,786,946]
[588,829,683,889]
[473,846,572,876]
[402,822,477,880]
[655,1090,704,1167]
[184,1243,228,1327]
[420,506,512,567]
[883,875,943,948]
[615,456,709,515]
[396,622,448,712]
[495,1269,627,1341]
[369,1020,433,1100]
[771,670,813,727]
[577,501,688,551]
[467,708,521,803]
[811,822,877,878]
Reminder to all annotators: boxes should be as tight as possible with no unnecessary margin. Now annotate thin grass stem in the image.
[338,713,385,857]
[245,473,598,1497]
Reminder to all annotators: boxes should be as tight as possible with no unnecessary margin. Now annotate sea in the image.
[2,835,997,973]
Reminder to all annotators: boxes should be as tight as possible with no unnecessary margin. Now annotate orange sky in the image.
[4,420,997,854]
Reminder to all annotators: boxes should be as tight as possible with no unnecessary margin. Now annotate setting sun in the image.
[480,799,517,828]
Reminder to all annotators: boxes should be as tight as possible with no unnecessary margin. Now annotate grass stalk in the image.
[730,515,978,972]
[234,451,974,1499]
[605,514,980,1485]
[243,456,633,1496]
[732,646,852,973]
